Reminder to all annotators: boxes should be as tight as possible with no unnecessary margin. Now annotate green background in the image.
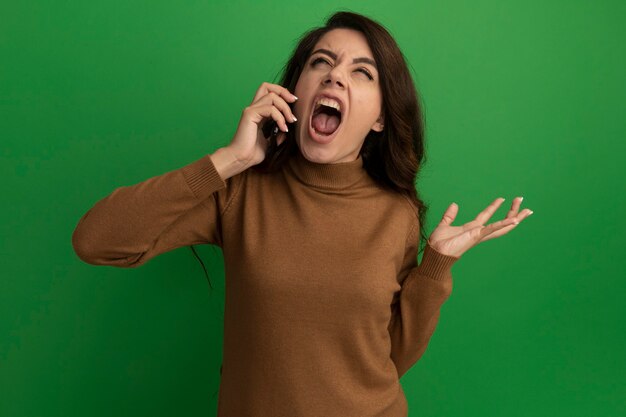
[1,1,624,416]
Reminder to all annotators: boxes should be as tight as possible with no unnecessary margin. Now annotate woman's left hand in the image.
[427,197,533,258]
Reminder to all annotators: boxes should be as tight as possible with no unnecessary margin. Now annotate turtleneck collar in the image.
[285,147,369,190]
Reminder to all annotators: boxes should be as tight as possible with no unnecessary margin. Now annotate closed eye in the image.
[310,57,374,80]
[356,67,374,80]
[311,57,333,69]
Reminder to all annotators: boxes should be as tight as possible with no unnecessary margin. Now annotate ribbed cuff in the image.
[181,154,227,200]
[416,243,461,281]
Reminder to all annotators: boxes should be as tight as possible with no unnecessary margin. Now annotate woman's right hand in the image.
[227,82,298,169]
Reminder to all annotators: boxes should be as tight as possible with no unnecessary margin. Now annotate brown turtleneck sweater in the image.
[72,148,460,417]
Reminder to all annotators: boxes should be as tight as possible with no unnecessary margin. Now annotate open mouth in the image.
[309,100,343,142]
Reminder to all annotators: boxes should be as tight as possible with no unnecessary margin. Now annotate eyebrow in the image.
[310,48,378,70]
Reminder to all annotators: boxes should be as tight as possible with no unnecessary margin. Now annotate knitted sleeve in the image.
[71,154,239,268]
[388,219,461,379]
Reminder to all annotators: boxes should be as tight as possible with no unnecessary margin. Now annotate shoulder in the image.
[364,180,420,244]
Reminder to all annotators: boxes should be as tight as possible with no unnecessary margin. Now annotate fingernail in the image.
[292,94,298,100]
[520,196,524,202]
[292,115,297,121]
[528,210,534,215]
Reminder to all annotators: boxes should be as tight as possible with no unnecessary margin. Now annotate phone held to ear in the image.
[261,101,295,140]
[262,119,279,139]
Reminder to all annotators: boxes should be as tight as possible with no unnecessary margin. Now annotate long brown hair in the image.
[255,10,431,254]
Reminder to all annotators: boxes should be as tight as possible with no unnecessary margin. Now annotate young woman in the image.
[72,11,532,417]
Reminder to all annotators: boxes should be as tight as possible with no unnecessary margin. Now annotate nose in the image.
[322,66,345,88]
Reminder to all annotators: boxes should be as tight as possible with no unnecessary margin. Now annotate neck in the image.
[285,147,368,191]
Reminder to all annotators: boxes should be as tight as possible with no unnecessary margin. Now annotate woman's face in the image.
[293,28,384,164]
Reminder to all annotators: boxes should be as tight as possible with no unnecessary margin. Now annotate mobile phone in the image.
[261,101,295,139]
[262,119,279,139]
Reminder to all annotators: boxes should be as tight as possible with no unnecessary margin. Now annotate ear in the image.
[370,112,384,132]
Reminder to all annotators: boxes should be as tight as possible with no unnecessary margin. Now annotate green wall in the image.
[1,1,624,416]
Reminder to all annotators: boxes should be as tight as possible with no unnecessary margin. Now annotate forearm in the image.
[209,146,251,181]
[389,243,460,378]
[71,155,226,266]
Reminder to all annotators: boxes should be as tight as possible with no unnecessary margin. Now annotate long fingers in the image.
[244,104,290,133]
[260,92,297,124]
[252,91,297,133]
[470,216,519,242]
[481,206,533,242]
[439,202,459,226]
[473,197,507,225]
[505,196,524,220]
[251,82,298,105]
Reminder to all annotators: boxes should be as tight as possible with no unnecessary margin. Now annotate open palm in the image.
[427,197,533,258]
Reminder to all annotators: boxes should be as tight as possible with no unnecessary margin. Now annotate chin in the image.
[296,129,360,164]
[300,145,334,163]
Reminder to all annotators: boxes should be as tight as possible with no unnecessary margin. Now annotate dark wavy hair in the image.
[194,10,431,289]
